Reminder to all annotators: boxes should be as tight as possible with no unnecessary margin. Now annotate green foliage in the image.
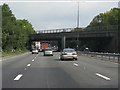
[2,3,36,52]
[88,8,120,27]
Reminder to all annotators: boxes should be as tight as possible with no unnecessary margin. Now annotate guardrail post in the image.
[118,55,120,63]
[108,55,110,60]
[101,54,103,60]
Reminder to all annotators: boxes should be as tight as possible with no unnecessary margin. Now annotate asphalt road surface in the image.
[2,52,118,88]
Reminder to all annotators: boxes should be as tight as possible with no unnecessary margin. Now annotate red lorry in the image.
[41,41,49,51]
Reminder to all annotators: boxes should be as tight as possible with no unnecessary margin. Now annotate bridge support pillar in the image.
[58,40,61,51]
[62,35,66,50]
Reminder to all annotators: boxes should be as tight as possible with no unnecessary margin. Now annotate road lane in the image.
[2,52,118,88]
[2,52,38,88]
[57,53,118,88]
[11,52,80,88]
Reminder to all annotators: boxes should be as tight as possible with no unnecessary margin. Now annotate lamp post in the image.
[76,1,79,52]
[77,1,79,28]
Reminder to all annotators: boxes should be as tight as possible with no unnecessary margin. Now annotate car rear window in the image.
[45,49,52,51]
[63,49,75,52]
[33,49,37,50]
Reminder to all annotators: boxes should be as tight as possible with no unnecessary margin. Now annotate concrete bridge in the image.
[29,25,119,53]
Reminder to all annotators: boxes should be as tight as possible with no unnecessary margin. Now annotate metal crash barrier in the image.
[78,51,120,63]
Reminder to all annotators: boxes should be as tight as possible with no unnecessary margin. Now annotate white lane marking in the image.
[0,58,6,61]
[24,68,27,70]
[14,74,23,81]
[34,57,36,59]
[73,63,79,67]
[32,59,34,61]
[96,73,111,81]
[27,64,31,67]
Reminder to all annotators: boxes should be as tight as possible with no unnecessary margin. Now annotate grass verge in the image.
[1,50,29,57]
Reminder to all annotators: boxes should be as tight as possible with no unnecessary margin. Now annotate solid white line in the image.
[14,74,23,81]
[96,73,111,81]
[32,59,34,61]
[27,64,31,67]
[1,52,30,61]
[73,63,79,67]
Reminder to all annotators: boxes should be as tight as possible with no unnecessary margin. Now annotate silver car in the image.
[43,48,53,56]
[32,49,39,54]
[60,48,77,60]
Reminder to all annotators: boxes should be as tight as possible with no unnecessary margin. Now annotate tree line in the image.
[87,8,119,28]
[2,4,36,52]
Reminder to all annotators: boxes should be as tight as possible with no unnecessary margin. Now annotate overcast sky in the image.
[0,0,119,31]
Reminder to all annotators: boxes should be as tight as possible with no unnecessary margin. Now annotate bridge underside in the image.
[29,29,118,53]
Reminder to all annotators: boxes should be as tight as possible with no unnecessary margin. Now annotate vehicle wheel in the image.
[60,58,62,61]
[75,58,77,61]
[73,58,77,61]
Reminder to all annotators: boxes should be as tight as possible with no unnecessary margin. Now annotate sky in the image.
[0,0,119,31]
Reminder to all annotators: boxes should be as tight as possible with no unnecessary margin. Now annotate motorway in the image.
[2,52,118,88]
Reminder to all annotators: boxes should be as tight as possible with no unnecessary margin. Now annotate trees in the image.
[88,8,120,27]
[2,4,36,52]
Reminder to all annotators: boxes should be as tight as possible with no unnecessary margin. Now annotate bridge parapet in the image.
[85,25,118,31]
[36,25,118,34]
[36,28,75,34]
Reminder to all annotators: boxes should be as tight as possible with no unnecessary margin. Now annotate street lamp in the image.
[77,1,79,28]
[76,1,80,52]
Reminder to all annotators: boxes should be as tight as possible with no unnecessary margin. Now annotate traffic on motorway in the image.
[32,47,78,61]
[2,50,118,88]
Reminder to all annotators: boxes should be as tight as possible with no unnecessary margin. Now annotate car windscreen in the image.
[33,49,37,50]
[63,49,75,52]
[45,49,52,51]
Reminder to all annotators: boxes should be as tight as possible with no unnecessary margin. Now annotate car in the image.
[32,49,39,54]
[43,48,53,56]
[60,48,77,60]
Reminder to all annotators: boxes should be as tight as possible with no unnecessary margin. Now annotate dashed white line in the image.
[27,64,31,67]
[24,68,27,70]
[73,63,79,67]
[32,59,34,61]
[96,73,111,81]
[14,74,23,81]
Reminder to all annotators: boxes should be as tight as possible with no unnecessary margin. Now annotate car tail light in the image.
[62,53,67,55]
[72,53,77,55]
